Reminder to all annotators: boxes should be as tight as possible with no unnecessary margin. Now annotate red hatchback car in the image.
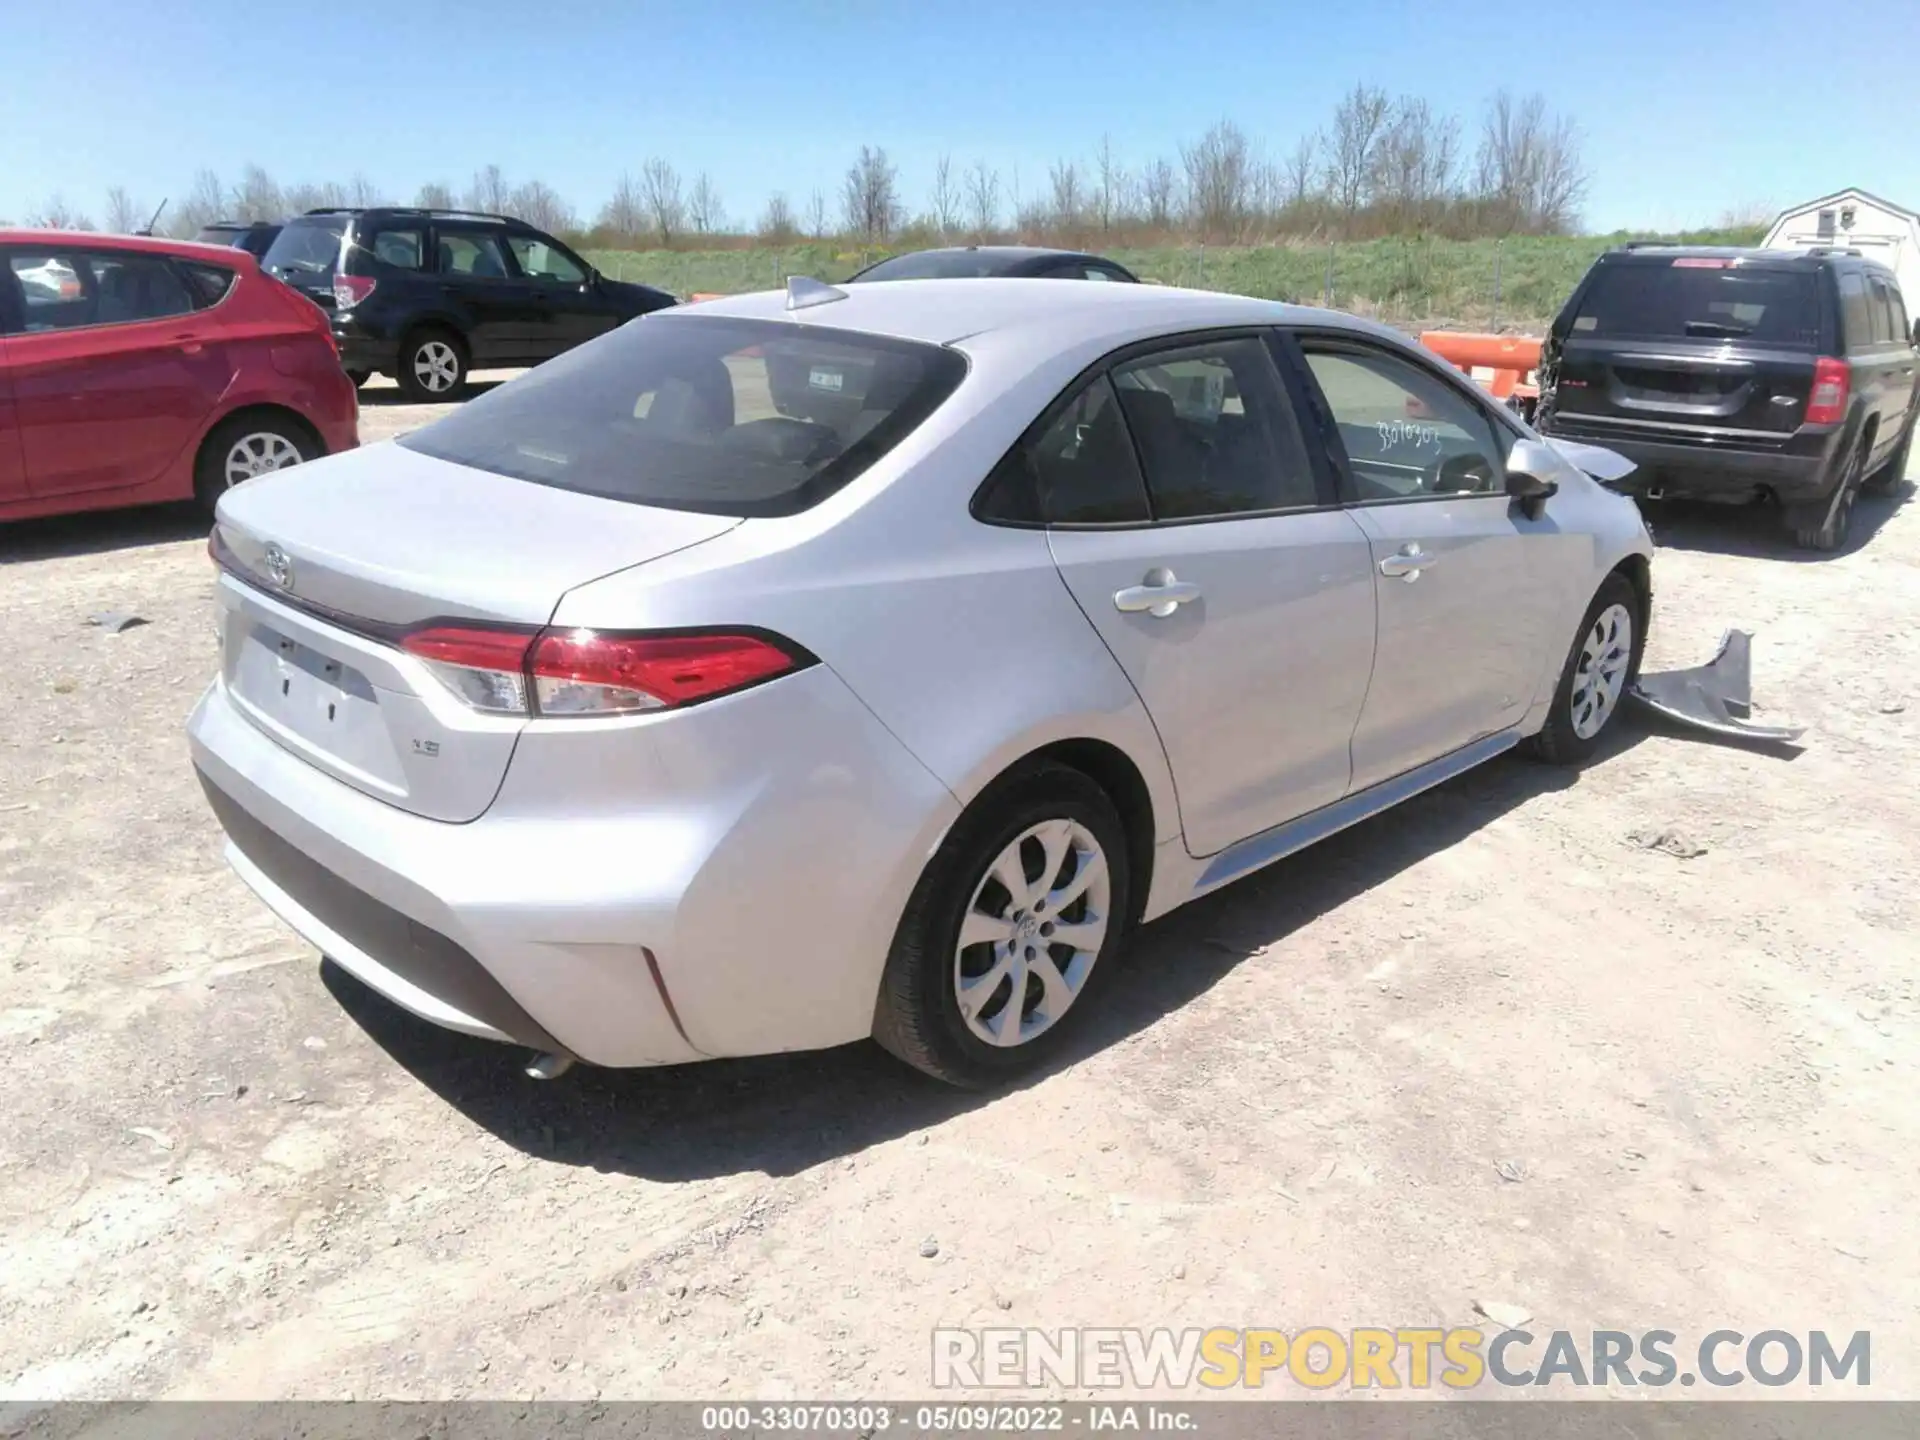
[1,230,357,524]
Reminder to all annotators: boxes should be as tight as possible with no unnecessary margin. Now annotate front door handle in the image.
[172,334,204,355]
[1113,567,1201,618]
[1378,543,1437,582]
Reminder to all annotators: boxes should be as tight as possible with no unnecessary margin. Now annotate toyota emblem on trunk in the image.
[262,544,294,591]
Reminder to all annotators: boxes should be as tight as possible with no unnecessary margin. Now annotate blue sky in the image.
[5,0,1919,235]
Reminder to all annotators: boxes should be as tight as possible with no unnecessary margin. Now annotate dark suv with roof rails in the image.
[193,221,283,259]
[1538,243,1920,550]
[261,207,677,401]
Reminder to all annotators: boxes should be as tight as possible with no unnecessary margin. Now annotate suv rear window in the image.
[399,316,968,516]
[262,219,346,281]
[1570,261,1824,348]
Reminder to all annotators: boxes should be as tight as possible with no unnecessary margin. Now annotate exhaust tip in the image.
[524,1051,576,1081]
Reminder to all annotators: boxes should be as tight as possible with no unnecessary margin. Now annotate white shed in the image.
[1763,187,1920,305]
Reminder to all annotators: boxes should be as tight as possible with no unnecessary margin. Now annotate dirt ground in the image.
[1,380,1915,1404]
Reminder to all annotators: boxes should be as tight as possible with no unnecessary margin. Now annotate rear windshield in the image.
[1569,261,1823,347]
[262,219,345,280]
[399,315,969,517]
[854,251,1028,281]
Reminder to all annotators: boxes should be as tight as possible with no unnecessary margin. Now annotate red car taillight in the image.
[333,274,377,311]
[398,626,809,717]
[1806,356,1850,425]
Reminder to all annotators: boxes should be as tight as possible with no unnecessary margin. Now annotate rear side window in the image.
[437,230,510,278]
[263,220,345,280]
[1572,261,1824,348]
[1838,271,1874,350]
[1023,375,1152,524]
[5,250,193,331]
[1892,285,1912,346]
[1111,337,1317,518]
[180,261,237,308]
[400,316,968,517]
[367,226,425,271]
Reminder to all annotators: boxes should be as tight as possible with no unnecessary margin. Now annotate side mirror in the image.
[1505,438,1561,520]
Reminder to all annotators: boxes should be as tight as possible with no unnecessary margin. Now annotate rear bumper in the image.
[186,663,959,1068]
[1545,419,1837,501]
[332,331,400,375]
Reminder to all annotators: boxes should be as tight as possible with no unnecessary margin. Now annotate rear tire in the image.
[1863,415,1913,494]
[1787,438,1866,551]
[344,368,371,388]
[873,762,1132,1089]
[1522,572,1645,766]
[193,413,319,517]
[396,328,467,402]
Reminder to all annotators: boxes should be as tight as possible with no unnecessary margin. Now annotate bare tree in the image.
[687,173,724,236]
[1139,157,1176,229]
[170,169,228,236]
[804,189,829,239]
[103,186,145,234]
[1181,121,1252,239]
[965,161,1000,237]
[758,193,799,244]
[639,158,684,246]
[232,165,283,223]
[596,173,644,237]
[415,181,457,210]
[1093,135,1126,233]
[929,154,960,240]
[29,195,93,230]
[1475,90,1588,233]
[283,180,346,215]
[1283,133,1320,208]
[467,165,510,214]
[347,173,385,208]
[1048,159,1084,235]
[1372,97,1459,228]
[1325,84,1391,228]
[510,179,574,235]
[841,146,901,244]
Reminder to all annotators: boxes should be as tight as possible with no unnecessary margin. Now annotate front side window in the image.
[400,315,966,517]
[437,230,511,278]
[6,251,193,332]
[1869,279,1898,345]
[1111,337,1317,518]
[1302,345,1505,502]
[507,235,586,284]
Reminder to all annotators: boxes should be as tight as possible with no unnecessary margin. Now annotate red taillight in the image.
[333,274,376,310]
[399,625,806,717]
[1807,356,1850,426]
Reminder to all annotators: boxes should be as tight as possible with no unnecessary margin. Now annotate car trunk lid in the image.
[1550,257,1826,443]
[211,442,739,821]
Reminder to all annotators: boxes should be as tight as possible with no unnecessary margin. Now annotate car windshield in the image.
[1571,261,1823,347]
[262,220,346,278]
[399,315,968,517]
[854,252,1032,281]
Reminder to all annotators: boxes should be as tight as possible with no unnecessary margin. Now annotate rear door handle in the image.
[1113,567,1201,618]
[1378,543,1438,581]
[173,334,204,355]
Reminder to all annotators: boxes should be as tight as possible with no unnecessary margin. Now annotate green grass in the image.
[585,225,1768,334]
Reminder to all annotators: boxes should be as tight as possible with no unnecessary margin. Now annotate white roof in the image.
[1774,187,1919,223]
[678,277,1396,352]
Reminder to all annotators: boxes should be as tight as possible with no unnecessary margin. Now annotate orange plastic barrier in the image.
[689,292,726,303]
[1420,331,1542,402]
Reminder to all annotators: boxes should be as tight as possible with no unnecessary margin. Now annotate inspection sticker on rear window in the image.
[809,368,846,392]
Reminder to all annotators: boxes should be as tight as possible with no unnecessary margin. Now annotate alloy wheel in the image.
[412,340,460,394]
[953,819,1111,1048]
[222,432,304,489]
[1570,602,1634,740]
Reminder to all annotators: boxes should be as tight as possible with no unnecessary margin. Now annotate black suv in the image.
[193,221,283,259]
[1539,245,1918,550]
[260,207,677,401]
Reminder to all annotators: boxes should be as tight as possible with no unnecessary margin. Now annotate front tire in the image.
[1523,572,1644,765]
[396,328,467,402]
[193,414,318,516]
[873,762,1132,1088]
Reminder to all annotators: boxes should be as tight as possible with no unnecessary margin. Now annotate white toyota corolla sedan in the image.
[189,278,1653,1088]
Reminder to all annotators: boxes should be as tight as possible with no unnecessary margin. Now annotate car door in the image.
[1291,332,1560,792]
[1867,275,1917,462]
[0,337,25,506]
[502,233,607,357]
[431,226,534,364]
[3,246,228,498]
[1039,332,1379,856]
